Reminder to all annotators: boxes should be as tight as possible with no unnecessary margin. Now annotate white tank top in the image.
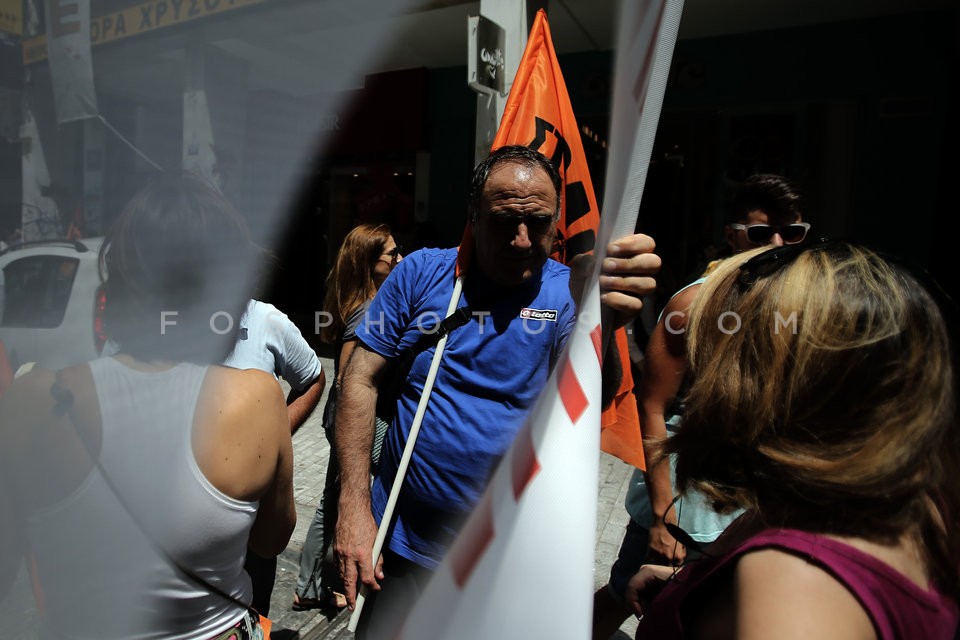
[25,358,258,639]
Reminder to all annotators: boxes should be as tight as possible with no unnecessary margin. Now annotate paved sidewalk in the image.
[268,357,641,640]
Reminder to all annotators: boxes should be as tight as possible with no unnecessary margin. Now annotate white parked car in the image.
[0,237,106,372]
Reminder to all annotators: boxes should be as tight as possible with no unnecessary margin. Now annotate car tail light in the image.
[93,285,107,354]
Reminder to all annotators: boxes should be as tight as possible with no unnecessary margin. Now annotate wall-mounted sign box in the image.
[467,14,505,96]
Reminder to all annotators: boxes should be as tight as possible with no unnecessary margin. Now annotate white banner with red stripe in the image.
[396,0,682,636]
[398,292,604,640]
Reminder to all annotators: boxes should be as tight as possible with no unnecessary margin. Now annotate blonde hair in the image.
[320,224,391,344]
[670,241,958,593]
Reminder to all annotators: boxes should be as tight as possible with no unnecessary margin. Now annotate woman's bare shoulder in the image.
[192,366,288,501]
[732,547,876,640]
[202,366,286,416]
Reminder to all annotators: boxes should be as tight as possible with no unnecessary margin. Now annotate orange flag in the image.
[0,340,13,396]
[462,9,645,470]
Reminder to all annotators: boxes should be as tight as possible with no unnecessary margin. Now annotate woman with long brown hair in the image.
[293,223,401,610]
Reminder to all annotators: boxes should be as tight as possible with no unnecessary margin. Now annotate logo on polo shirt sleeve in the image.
[520,308,558,322]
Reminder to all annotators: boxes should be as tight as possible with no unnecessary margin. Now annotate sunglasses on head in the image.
[730,222,810,245]
[737,236,835,288]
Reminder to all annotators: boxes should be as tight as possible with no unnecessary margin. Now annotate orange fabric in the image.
[65,205,85,240]
[0,340,13,396]
[490,10,600,259]
[600,330,644,470]
[459,9,600,275]
[461,9,644,469]
[259,614,272,639]
[26,550,46,615]
[64,222,83,241]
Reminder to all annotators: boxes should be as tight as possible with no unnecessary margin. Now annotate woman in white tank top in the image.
[0,174,296,639]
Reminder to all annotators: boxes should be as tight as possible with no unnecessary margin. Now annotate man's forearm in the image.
[286,371,325,434]
[334,374,378,513]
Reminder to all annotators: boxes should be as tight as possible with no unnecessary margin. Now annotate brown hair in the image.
[728,173,803,223]
[101,173,257,364]
[320,223,392,344]
[669,241,958,595]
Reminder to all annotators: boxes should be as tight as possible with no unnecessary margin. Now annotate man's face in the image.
[725,209,804,253]
[473,161,559,286]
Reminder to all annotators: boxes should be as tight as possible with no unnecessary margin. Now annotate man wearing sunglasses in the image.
[723,174,807,252]
[593,173,807,640]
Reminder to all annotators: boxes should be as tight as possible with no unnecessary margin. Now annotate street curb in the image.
[300,609,352,640]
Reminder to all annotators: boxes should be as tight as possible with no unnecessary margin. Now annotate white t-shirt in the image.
[223,299,322,390]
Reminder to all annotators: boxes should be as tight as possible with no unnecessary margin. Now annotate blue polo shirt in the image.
[357,247,576,568]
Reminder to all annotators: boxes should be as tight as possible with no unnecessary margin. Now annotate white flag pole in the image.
[603,0,685,242]
[597,0,684,353]
[349,274,465,631]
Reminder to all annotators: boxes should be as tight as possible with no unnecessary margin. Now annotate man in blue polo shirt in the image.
[334,146,660,638]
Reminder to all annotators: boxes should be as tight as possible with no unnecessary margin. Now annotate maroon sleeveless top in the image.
[637,528,958,639]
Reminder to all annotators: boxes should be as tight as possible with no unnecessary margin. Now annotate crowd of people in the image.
[632,239,959,638]
[0,144,957,640]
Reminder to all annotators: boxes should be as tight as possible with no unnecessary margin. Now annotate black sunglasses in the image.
[730,222,810,245]
[737,236,836,288]
[382,246,402,264]
[487,211,558,231]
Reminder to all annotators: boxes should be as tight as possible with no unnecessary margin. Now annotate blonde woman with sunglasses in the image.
[595,174,807,639]
[631,241,958,639]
